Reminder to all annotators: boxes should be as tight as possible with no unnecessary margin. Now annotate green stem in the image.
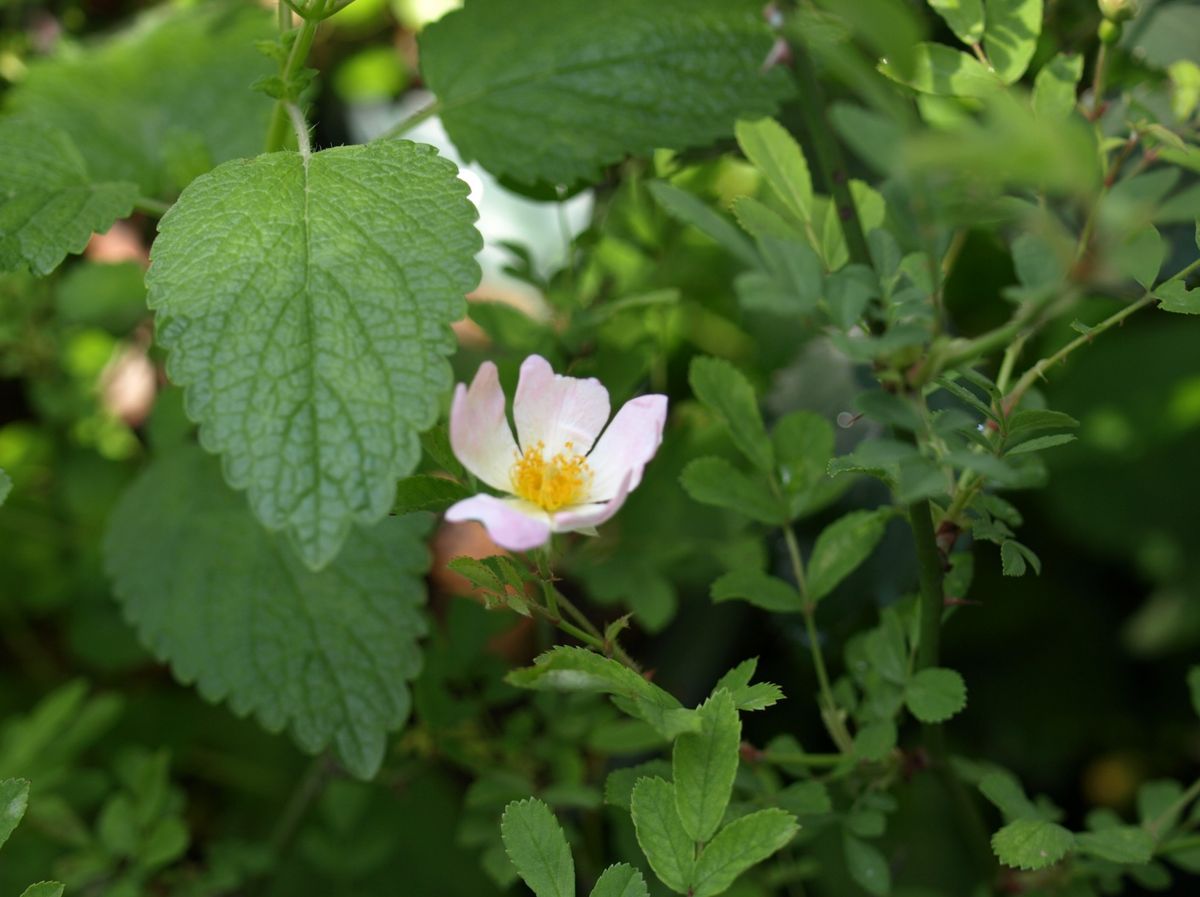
[925,286,1073,384]
[1003,291,1158,413]
[134,196,171,218]
[264,0,325,153]
[268,754,332,857]
[1089,40,1110,121]
[759,749,848,768]
[1147,776,1200,838]
[791,48,871,269]
[783,525,853,753]
[382,100,443,140]
[909,499,944,673]
[542,580,640,671]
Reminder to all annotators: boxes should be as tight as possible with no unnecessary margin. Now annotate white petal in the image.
[584,394,668,502]
[444,494,551,552]
[551,471,632,533]
[513,354,610,457]
[449,361,520,492]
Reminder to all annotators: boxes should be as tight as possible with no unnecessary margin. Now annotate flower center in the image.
[510,441,590,512]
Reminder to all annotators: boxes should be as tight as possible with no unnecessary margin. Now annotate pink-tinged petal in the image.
[449,362,520,492]
[551,472,632,533]
[444,494,551,552]
[513,354,610,456]
[584,394,668,502]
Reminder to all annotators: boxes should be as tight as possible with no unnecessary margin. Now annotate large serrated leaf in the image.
[500,798,574,897]
[0,121,137,276]
[147,140,480,569]
[103,447,430,779]
[419,0,790,186]
[690,808,798,897]
[5,3,275,197]
[673,690,741,843]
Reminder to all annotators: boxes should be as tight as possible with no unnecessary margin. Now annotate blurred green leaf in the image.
[808,509,892,602]
[1075,826,1154,864]
[928,0,984,44]
[419,0,790,185]
[104,447,430,779]
[881,42,1001,97]
[1000,540,1041,576]
[648,182,759,268]
[689,357,774,471]
[0,778,29,850]
[1114,225,1166,289]
[853,720,897,761]
[0,121,137,276]
[842,833,891,896]
[711,569,803,613]
[681,457,788,524]
[983,0,1043,84]
[5,3,275,195]
[1155,280,1200,314]
[735,118,814,223]
[905,667,968,723]
[979,770,1042,821]
[19,885,65,897]
[1033,53,1083,120]
[392,475,473,514]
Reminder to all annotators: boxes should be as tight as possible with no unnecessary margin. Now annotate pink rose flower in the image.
[445,355,668,551]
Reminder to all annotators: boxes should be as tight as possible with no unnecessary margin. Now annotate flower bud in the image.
[1098,18,1122,45]
[1098,0,1138,23]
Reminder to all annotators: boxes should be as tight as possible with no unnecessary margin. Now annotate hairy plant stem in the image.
[264,0,325,153]
[534,548,639,670]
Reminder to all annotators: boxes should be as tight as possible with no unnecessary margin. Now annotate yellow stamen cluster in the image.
[510,440,590,511]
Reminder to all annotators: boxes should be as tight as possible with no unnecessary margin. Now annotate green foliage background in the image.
[1,0,1199,895]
